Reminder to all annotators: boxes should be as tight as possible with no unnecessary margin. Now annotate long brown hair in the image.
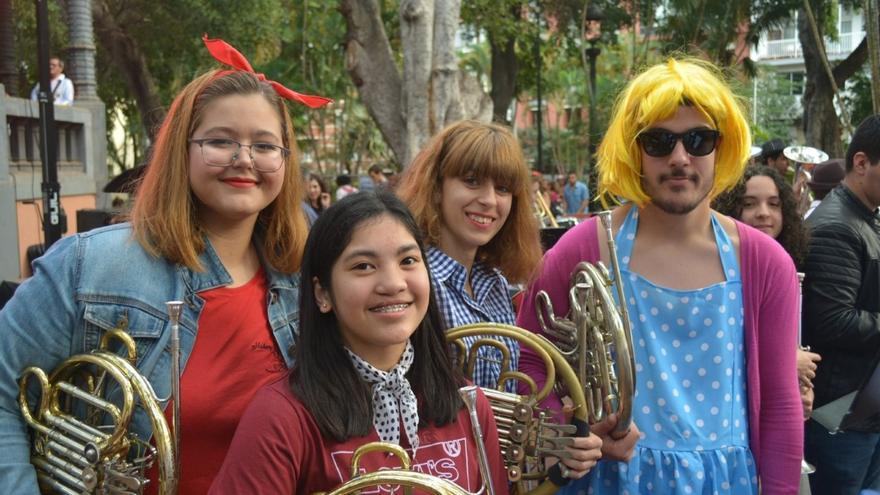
[397,120,542,284]
[713,165,810,267]
[131,70,307,273]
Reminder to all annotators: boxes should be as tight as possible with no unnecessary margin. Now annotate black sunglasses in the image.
[637,128,720,157]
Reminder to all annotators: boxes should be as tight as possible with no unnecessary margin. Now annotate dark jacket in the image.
[803,185,880,410]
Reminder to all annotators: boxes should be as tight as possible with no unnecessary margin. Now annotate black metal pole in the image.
[534,4,543,172]
[35,0,62,249]
[586,44,601,163]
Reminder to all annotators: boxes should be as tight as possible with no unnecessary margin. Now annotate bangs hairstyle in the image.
[130,70,307,273]
[713,165,810,267]
[291,190,464,441]
[396,120,542,284]
[597,58,751,207]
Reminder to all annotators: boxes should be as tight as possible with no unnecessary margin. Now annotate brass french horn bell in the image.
[783,146,828,166]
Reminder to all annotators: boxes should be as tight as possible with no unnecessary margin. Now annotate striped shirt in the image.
[427,247,519,392]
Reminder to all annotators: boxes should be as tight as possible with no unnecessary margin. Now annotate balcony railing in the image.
[7,115,85,172]
[759,31,863,60]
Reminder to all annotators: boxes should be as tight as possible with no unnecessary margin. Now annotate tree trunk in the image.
[797,5,868,157]
[431,0,464,132]
[340,0,492,168]
[0,0,17,95]
[339,0,407,163]
[864,0,880,113]
[489,5,519,124]
[92,0,163,138]
[490,34,517,124]
[400,0,433,167]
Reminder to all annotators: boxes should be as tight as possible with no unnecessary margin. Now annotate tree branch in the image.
[339,0,406,163]
[92,0,163,138]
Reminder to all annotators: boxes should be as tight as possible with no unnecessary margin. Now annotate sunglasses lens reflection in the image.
[639,130,719,157]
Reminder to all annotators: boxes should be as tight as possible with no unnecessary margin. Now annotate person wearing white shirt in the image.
[30,57,75,106]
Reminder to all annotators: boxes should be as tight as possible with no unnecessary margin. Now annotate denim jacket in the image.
[0,223,301,493]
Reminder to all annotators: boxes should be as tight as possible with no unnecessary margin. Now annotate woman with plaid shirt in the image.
[397,120,543,391]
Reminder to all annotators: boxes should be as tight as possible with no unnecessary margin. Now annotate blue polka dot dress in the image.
[564,208,758,495]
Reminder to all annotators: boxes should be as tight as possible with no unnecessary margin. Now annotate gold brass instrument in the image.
[459,386,497,495]
[785,145,828,217]
[167,301,183,485]
[316,325,581,495]
[446,323,588,495]
[314,442,470,495]
[533,192,559,228]
[535,210,635,437]
[18,303,182,494]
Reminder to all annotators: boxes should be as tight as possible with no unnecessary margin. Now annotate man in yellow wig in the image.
[516,59,802,493]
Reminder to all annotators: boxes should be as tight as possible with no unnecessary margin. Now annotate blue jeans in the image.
[805,419,880,495]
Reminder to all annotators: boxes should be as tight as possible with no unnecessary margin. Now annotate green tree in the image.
[11,0,387,174]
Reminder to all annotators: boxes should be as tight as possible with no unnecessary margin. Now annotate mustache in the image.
[660,170,697,182]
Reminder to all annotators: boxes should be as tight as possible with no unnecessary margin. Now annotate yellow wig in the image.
[597,58,752,206]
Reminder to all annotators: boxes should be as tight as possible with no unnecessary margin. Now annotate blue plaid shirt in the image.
[427,247,519,392]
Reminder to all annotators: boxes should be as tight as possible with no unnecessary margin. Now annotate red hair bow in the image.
[202,34,332,109]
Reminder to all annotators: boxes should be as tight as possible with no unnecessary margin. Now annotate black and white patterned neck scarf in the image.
[345,341,420,451]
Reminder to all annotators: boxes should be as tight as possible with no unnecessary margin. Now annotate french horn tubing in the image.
[535,210,635,438]
[446,323,589,495]
[314,442,470,495]
[459,386,497,495]
[18,305,181,494]
[534,192,559,228]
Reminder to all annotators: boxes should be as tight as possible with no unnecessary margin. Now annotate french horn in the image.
[446,323,589,495]
[18,303,182,494]
[314,442,470,495]
[535,210,635,437]
[785,146,829,217]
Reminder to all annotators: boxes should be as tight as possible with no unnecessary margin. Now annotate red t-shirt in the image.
[149,268,288,494]
[208,378,509,495]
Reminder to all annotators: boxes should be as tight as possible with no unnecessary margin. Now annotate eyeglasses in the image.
[189,138,289,172]
[637,128,720,158]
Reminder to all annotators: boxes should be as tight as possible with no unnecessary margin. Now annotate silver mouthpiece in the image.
[166,301,184,323]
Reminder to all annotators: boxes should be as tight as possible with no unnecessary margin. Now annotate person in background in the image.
[531,172,554,226]
[713,165,818,420]
[548,180,564,217]
[762,138,791,179]
[562,172,590,216]
[367,163,390,190]
[517,58,802,494]
[30,56,74,105]
[397,120,543,392]
[0,36,330,493]
[802,114,880,495]
[804,158,845,218]
[303,172,331,224]
[335,174,359,200]
[209,191,603,493]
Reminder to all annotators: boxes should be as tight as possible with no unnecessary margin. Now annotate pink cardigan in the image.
[516,215,803,494]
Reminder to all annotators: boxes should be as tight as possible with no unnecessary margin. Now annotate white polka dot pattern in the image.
[563,209,757,494]
[345,341,420,451]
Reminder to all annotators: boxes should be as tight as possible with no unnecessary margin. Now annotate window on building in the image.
[783,20,796,40]
[778,72,805,96]
[790,73,804,95]
[768,15,796,41]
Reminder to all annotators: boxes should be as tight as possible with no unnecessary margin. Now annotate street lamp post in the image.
[584,4,603,167]
[534,3,543,173]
